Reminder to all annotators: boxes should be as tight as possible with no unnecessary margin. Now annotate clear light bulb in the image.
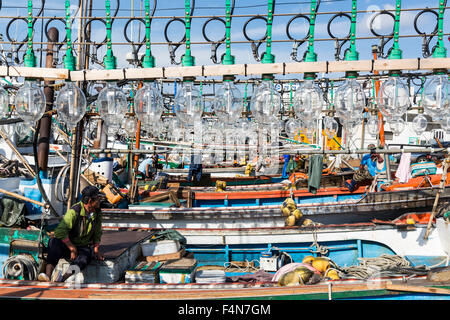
[389,116,405,136]
[378,76,411,120]
[437,114,450,133]
[411,113,428,135]
[97,82,128,131]
[174,80,203,125]
[284,118,300,138]
[134,81,164,126]
[14,80,46,124]
[250,79,281,124]
[367,113,380,137]
[334,78,366,124]
[422,74,449,119]
[214,79,243,125]
[293,79,323,126]
[0,85,9,118]
[323,116,338,139]
[122,115,136,137]
[55,81,87,128]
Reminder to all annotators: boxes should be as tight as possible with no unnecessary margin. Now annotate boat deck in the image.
[0,276,447,300]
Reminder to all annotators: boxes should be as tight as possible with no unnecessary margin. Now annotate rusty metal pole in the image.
[39,27,59,177]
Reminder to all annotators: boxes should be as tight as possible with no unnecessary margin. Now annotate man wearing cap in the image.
[38,185,104,282]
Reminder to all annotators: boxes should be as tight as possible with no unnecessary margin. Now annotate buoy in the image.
[293,266,314,284]
[311,257,331,274]
[282,207,291,217]
[278,271,299,286]
[302,256,315,265]
[285,215,296,226]
[293,209,303,220]
[325,269,340,280]
[302,218,314,226]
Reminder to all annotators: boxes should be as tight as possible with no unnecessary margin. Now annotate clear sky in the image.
[1,0,448,69]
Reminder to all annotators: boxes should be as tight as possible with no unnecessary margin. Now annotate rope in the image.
[309,224,329,255]
[2,254,39,281]
[223,259,260,272]
[337,254,429,280]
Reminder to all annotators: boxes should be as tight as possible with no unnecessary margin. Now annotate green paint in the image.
[261,0,275,64]
[142,0,156,69]
[103,0,117,70]
[181,0,195,67]
[304,0,318,63]
[222,0,235,65]
[64,0,76,71]
[23,0,36,68]
[344,0,359,62]
[388,0,403,60]
[432,0,447,58]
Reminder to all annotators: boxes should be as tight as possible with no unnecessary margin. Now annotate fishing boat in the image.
[101,180,450,229]
[0,215,448,300]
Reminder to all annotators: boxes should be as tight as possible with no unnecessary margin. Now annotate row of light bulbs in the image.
[0,71,448,141]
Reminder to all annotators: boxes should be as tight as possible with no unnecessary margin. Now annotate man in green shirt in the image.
[38,186,104,282]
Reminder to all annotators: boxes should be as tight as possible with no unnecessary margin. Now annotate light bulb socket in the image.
[304,72,316,80]
[183,76,195,82]
[223,75,235,82]
[432,68,447,75]
[388,70,402,77]
[345,71,358,79]
[261,74,274,81]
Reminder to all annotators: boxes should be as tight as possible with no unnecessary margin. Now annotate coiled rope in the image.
[336,254,429,280]
[2,254,39,281]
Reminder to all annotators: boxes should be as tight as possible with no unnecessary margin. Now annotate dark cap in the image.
[81,185,100,199]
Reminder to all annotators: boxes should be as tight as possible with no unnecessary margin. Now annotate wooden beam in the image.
[203,64,245,77]
[328,60,372,73]
[0,58,448,81]
[373,58,420,72]
[386,283,450,295]
[284,61,328,74]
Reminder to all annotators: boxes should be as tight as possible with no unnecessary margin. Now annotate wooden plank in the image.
[246,63,284,75]
[419,58,450,70]
[203,64,246,76]
[125,67,164,79]
[373,58,419,72]
[1,58,446,82]
[164,65,204,78]
[85,69,126,81]
[284,61,328,74]
[5,66,68,80]
[386,284,450,295]
[328,60,372,73]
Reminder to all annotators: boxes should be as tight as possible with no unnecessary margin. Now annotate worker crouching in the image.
[38,186,104,282]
